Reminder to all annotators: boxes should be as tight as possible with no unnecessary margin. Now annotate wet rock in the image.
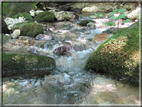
[53,46,67,55]
[35,34,53,41]
[11,29,20,39]
[93,33,112,42]
[73,43,86,51]
[53,45,71,55]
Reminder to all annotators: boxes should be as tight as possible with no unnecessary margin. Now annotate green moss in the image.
[34,11,55,22]
[77,20,95,26]
[14,22,43,37]
[3,52,56,77]
[12,12,33,20]
[2,3,37,17]
[12,21,29,31]
[84,21,139,82]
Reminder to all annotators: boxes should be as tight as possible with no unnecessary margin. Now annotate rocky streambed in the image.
[2,13,140,105]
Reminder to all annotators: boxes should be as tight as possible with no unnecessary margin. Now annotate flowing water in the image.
[2,16,140,105]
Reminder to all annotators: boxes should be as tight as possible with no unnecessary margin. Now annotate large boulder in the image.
[85,21,139,82]
[34,11,55,22]
[3,52,56,77]
[12,22,43,37]
[3,3,37,17]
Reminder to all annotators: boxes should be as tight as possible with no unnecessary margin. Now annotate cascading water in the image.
[2,16,139,105]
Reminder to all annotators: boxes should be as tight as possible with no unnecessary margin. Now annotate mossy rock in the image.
[2,52,56,77]
[12,22,43,37]
[12,12,33,20]
[34,11,55,22]
[11,21,29,31]
[77,20,95,26]
[2,3,37,17]
[84,21,139,82]
[2,19,9,33]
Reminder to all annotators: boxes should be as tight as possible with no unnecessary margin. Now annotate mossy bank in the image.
[84,21,139,82]
[3,52,56,77]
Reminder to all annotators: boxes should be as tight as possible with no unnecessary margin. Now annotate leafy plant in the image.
[90,13,105,18]
[104,21,116,26]
[104,8,130,27]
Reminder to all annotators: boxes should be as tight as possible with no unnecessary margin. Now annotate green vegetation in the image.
[77,20,95,26]
[12,22,43,37]
[84,21,139,82]
[104,9,130,26]
[3,52,56,77]
[34,11,55,22]
[12,12,33,20]
[2,3,37,17]
[90,13,105,18]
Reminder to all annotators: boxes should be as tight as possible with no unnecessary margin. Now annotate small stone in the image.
[53,46,67,55]
[11,29,20,39]
[53,45,71,55]
[35,34,53,41]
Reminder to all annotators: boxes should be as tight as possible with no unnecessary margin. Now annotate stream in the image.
[2,15,140,105]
